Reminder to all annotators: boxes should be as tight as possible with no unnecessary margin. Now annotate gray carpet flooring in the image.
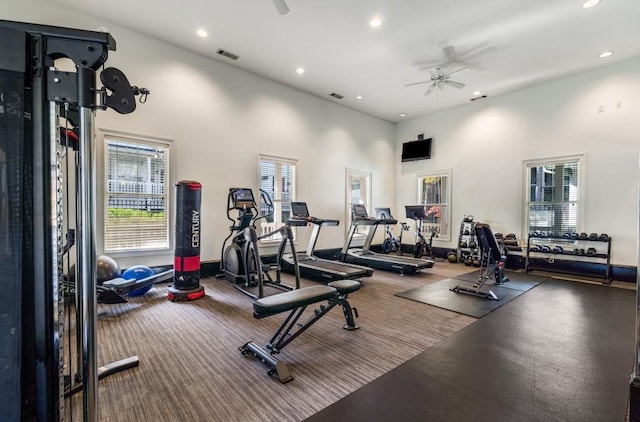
[66,263,476,421]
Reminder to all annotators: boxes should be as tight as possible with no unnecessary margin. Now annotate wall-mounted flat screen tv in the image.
[401,136,432,162]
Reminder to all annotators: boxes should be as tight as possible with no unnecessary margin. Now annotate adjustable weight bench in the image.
[451,222,508,301]
[239,279,361,383]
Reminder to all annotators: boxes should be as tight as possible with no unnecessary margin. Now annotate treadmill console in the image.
[291,202,310,218]
[288,201,311,226]
[352,204,369,218]
[231,188,256,209]
[375,207,392,219]
[405,205,428,220]
[374,207,398,225]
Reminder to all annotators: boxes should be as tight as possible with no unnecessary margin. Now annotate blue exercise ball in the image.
[122,265,155,296]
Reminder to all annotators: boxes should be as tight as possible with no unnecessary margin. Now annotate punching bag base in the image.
[167,285,205,302]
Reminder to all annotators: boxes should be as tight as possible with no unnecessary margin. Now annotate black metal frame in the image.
[450,223,506,301]
[0,19,147,421]
[239,284,359,383]
[219,187,301,299]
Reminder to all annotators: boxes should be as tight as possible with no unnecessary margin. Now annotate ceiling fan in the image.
[272,0,290,15]
[405,67,469,96]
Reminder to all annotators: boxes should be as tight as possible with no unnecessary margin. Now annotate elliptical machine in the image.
[217,188,300,299]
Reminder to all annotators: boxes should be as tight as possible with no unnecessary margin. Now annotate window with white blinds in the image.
[258,154,296,241]
[104,136,170,252]
[525,156,582,236]
[417,170,451,241]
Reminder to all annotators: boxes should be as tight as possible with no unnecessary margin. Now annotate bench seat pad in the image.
[327,279,361,294]
[253,285,337,318]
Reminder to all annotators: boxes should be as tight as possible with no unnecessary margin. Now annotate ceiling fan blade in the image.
[447,66,470,76]
[272,0,289,15]
[443,45,456,62]
[444,80,466,89]
[416,66,440,77]
[424,84,435,96]
[405,80,430,87]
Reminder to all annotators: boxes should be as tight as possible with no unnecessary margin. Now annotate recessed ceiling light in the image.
[473,91,481,96]
[399,113,407,117]
[370,17,382,27]
[599,51,614,58]
[296,67,305,74]
[582,0,601,8]
[356,95,363,100]
[196,29,208,38]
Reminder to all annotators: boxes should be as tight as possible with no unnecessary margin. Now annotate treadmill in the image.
[282,202,374,282]
[340,204,434,275]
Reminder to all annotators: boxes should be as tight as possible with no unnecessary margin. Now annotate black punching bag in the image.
[168,180,205,301]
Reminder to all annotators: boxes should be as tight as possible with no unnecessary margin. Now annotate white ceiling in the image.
[55,0,640,123]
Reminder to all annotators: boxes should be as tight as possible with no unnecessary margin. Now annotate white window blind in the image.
[104,137,170,252]
[258,155,296,241]
[526,157,581,235]
[417,170,451,240]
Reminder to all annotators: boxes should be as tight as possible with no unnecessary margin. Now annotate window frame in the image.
[523,154,585,237]
[101,131,172,254]
[416,169,452,241]
[345,168,372,239]
[257,153,297,243]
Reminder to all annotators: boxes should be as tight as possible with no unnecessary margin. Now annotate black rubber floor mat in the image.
[453,269,548,291]
[309,278,634,422]
[395,276,547,318]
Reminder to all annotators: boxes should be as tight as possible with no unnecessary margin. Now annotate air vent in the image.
[470,95,487,102]
[329,92,344,100]
[217,49,240,61]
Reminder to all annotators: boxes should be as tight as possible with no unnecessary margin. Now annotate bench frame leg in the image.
[239,293,360,382]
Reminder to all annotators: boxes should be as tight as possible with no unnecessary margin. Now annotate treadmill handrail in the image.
[288,216,339,227]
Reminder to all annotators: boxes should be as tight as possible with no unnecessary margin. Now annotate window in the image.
[258,154,296,241]
[417,170,451,241]
[104,136,170,252]
[345,168,371,238]
[525,155,582,236]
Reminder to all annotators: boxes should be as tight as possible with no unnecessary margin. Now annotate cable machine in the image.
[0,19,147,422]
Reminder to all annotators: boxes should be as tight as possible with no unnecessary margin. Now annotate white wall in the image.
[6,1,638,268]
[396,57,640,266]
[3,0,397,268]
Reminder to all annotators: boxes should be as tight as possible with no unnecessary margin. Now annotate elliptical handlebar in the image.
[254,189,275,228]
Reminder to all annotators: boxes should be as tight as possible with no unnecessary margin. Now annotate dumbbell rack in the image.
[457,219,480,265]
[525,234,612,284]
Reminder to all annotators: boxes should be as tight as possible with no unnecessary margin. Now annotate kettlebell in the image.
[447,251,458,263]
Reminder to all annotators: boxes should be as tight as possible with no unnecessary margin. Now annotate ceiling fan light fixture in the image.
[582,0,601,9]
[370,17,382,27]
